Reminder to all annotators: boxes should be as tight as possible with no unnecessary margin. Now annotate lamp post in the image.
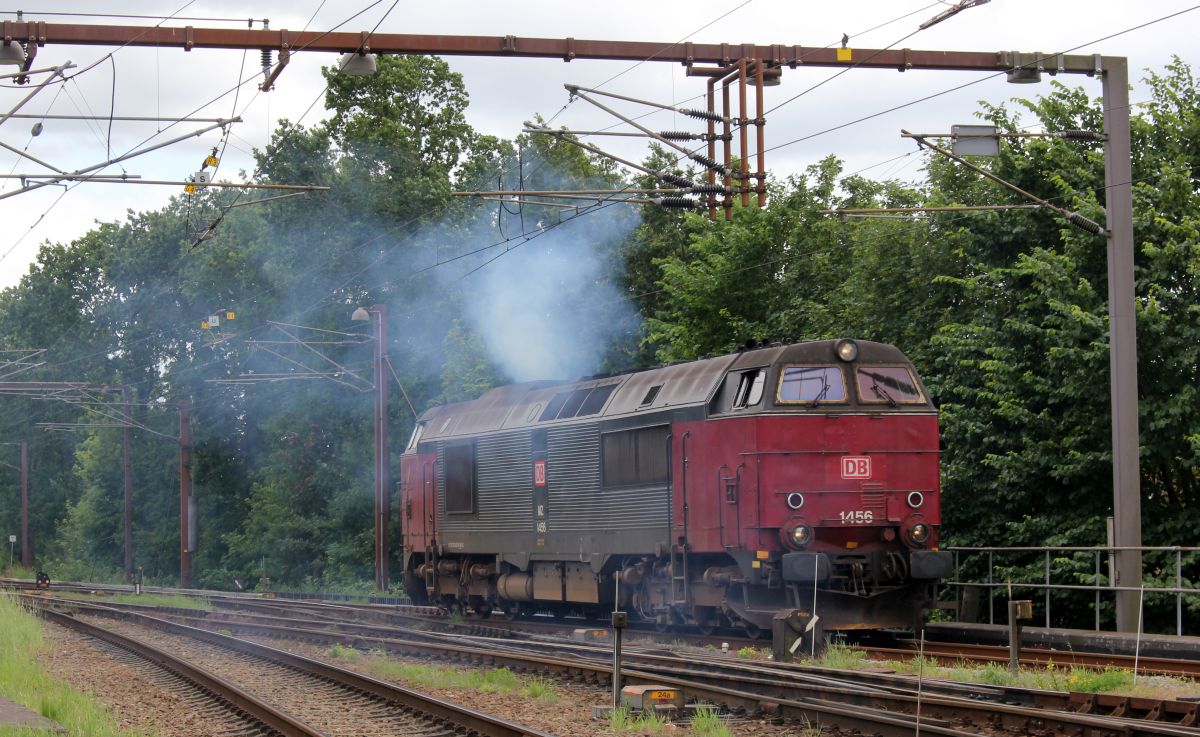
[19,441,28,567]
[353,305,389,592]
[1,441,31,567]
[179,399,193,588]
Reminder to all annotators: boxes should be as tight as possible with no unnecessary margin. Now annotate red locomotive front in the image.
[399,339,952,636]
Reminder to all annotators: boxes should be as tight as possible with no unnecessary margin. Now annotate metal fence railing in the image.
[943,546,1200,636]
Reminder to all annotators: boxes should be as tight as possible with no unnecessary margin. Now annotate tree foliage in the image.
[0,56,1197,631]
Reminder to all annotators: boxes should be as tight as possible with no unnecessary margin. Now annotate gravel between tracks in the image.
[37,613,820,736]
[38,622,261,737]
[247,637,820,737]
[81,616,461,736]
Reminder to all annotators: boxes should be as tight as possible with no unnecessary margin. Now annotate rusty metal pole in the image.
[721,80,733,220]
[754,60,766,207]
[1101,57,1142,632]
[122,386,133,582]
[372,305,390,592]
[737,58,750,209]
[19,441,31,567]
[706,77,718,220]
[179,399,192,588]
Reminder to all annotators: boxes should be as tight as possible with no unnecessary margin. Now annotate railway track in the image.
[26,598,554,737]
[39,608,324,737]
[195,592,1200,680]
[867,640,1200,679]
[13,578,1200,675]
[31,594,1200,737]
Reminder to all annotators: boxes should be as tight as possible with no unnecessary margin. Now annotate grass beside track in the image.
[0,593,152,737]
[811,642,1197,699]
[50,591,213,611]
[326,644,563,701]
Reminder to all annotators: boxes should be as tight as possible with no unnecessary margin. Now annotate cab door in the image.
[717,367,766,550]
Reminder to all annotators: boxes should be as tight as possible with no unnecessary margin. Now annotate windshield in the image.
[777,366,847,404]
[856,366,924,404]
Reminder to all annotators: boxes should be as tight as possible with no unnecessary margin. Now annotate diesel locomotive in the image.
[399,339,952,636]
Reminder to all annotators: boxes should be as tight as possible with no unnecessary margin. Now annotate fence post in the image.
[1044,550,1051,628]
[954,550,961,622]
[1177,548,1183,637]
[1094,550,1101,631]
[988,550,994,625]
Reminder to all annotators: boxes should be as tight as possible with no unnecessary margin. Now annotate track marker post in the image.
[916,628,925,737]
[1133,583,1145,684]
[612,574,626,710]
[1008,599,1033,674]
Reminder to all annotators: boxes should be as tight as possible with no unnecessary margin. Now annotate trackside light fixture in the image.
[0,43,25,66]
[351,307,371,321]
[338,52,378,76]
[1005,51,1043,84]
[1007,67,1042,84]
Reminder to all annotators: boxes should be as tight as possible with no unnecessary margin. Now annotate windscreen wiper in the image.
[871,378,897,408]
[809,379,829,408]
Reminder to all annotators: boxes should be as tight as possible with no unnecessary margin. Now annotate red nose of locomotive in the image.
[757,339,952,583]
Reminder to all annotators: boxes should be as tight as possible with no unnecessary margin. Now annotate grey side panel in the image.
[437,422,672,561]
[438,430,531,538]
[549,424,669,532]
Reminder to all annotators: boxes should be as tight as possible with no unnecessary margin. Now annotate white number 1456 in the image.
[838,510,874,524]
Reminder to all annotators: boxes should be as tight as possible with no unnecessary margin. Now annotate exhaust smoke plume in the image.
[454,205,641,382]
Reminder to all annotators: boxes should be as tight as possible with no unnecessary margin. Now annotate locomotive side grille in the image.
[438,430,531,534]
[862,491,886,515]
[549,425,670,531]
[435,423,671,537]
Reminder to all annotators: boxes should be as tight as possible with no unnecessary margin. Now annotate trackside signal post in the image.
[9,21,1143,628]
[180,400,193,588]
[369,306,390,593]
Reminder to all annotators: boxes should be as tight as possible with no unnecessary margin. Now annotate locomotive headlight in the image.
[909,522,930,545]
[907,491,925,509]
[835,339,859,362]
[786,492,804,510]
[788,524,812,549]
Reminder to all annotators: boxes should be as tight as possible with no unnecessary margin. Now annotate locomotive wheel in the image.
[499,602,528,621]
[742,621,764,640]
[696,611,720,636]
[654,608,685,633]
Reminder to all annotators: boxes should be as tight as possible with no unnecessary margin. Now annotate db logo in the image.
[841,456,872,479]
[533,460,547,487]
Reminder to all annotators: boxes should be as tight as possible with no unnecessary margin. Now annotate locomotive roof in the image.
[416,340,919,442]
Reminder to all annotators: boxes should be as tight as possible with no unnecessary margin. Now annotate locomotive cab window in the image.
[443,440,477,514]
[602,425,670,488]
[405,420,428,452]
[856,366,925,405]
[777,365,847,404]
[732,368,766,409]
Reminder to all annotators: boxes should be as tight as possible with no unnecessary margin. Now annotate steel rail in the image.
[866,641,1200,679]
[43,596,1200,737]
[19,585,1200,728]
[35,607,325,737]
[27,597,555,737]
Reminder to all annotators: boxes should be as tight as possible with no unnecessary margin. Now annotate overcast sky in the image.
[0,0,1196,289]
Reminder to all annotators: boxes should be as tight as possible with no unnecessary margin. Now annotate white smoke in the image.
[457,206,641,381]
